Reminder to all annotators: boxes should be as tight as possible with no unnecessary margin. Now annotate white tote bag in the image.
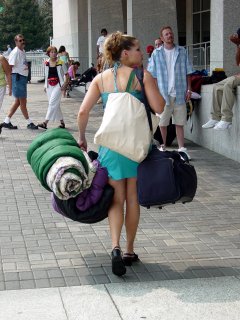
[94,92,159,163]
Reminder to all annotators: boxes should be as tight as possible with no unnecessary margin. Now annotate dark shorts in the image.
[12,73,27,98]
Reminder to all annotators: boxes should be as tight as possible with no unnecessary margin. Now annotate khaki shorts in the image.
[158,96,187,126]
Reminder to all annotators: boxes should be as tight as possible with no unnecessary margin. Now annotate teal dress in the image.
[98,68,143,180]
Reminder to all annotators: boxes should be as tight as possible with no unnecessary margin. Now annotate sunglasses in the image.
[18,39,25,43]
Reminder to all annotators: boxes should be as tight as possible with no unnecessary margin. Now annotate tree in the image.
[0,0,47,51]
[39,0,53,49]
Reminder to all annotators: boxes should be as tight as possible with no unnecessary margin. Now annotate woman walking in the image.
[78,31,165,276]
[38,46,69,129]
[0,54,12,134]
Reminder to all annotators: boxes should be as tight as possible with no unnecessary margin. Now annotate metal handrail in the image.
[185,41,210,71]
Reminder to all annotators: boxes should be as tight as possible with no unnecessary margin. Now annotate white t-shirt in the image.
[164,47,176,97]
[9,47,28,77]
[97,35,106,54]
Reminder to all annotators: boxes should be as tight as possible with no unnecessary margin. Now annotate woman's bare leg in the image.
[108,179,126,249]
[125,177,140,253]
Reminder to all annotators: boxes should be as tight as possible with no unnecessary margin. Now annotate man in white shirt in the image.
[96,28,108,73]
[1,34,38,130]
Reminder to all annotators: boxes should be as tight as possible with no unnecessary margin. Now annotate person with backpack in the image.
[78,31,165,277]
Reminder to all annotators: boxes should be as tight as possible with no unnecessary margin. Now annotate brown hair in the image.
[46,46,58,56]
[160,26,172,37]
[104,31,137,66]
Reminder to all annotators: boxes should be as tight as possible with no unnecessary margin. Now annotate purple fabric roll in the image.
[76,164,108,211]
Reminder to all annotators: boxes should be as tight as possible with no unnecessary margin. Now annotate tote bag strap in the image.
[134,68,153,132]
[113,64,136,93]
[125,70,136,92]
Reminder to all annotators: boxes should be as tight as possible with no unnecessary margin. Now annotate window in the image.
[192,0,210,44]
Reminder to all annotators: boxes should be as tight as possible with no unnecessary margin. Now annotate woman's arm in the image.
[1,56,12,95]
[77,75,101,150]
[143,70,165,114]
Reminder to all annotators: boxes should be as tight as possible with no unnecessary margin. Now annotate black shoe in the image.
[111,247,126,276]
[122,252,139,266]
[27,123,38,130]
[0,123,2,134]
[1,122,18,129]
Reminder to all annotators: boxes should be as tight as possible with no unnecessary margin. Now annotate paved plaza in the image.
[0,82,240,293]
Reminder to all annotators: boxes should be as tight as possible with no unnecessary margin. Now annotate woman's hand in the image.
[78,137,87,151]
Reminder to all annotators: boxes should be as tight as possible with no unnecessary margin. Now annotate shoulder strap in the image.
[101,72,104,91]
[134,68,153,132]
[125,70,136,92]
[113,64,118,92]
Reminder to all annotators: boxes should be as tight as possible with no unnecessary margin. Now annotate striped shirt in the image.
[147,45,193,105]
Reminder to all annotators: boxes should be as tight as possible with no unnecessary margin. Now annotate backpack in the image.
[137,146,197,209]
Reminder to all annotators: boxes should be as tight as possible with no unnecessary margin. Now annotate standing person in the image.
[78,31,165,276]
[58,45,70,66]
[148,26,193,159]
[155,37,163,48]
[58,45,70,98]
[38,46,69,130]
[0,54,12,134]
[146,45,154,66]
[96,28,108,73]
[3,45,12,58]
[1,34,38,130]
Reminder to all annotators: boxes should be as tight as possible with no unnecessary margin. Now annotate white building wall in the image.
[52,0,79,57]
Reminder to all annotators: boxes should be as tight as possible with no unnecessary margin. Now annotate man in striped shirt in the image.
[148,26,193,160]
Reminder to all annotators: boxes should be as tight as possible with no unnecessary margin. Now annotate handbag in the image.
[48,77,59,86]
[94,68,159,163]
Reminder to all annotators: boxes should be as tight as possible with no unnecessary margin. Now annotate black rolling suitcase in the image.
[137,146,197,209]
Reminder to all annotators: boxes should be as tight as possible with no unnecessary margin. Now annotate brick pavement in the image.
[0,83,240,291]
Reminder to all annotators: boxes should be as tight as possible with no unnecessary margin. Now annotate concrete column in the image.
[210,0,240,75]
[186,0,193,46]
[127,0,133,35]
[210,0,224,72]
[88,0,92,67]
[52,0,79,57]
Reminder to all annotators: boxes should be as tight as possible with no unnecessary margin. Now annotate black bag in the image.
[137,146,197,209]
[53,184,114,224]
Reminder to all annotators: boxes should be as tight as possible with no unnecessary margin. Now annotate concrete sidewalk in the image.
[0,82,240,318]
[0,277,240,319]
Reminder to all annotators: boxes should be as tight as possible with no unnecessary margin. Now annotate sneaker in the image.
[27,123,38,130]
[1,122,18,129]
[202,119,219,129]
[158,144,166,151]
[178,147,191,161]
[213,120,232,130]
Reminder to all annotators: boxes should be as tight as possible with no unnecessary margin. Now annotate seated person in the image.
[202,32,240,130]
[68,61,80,80]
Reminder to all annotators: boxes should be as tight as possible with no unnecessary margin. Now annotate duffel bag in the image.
[137,146,197,209]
